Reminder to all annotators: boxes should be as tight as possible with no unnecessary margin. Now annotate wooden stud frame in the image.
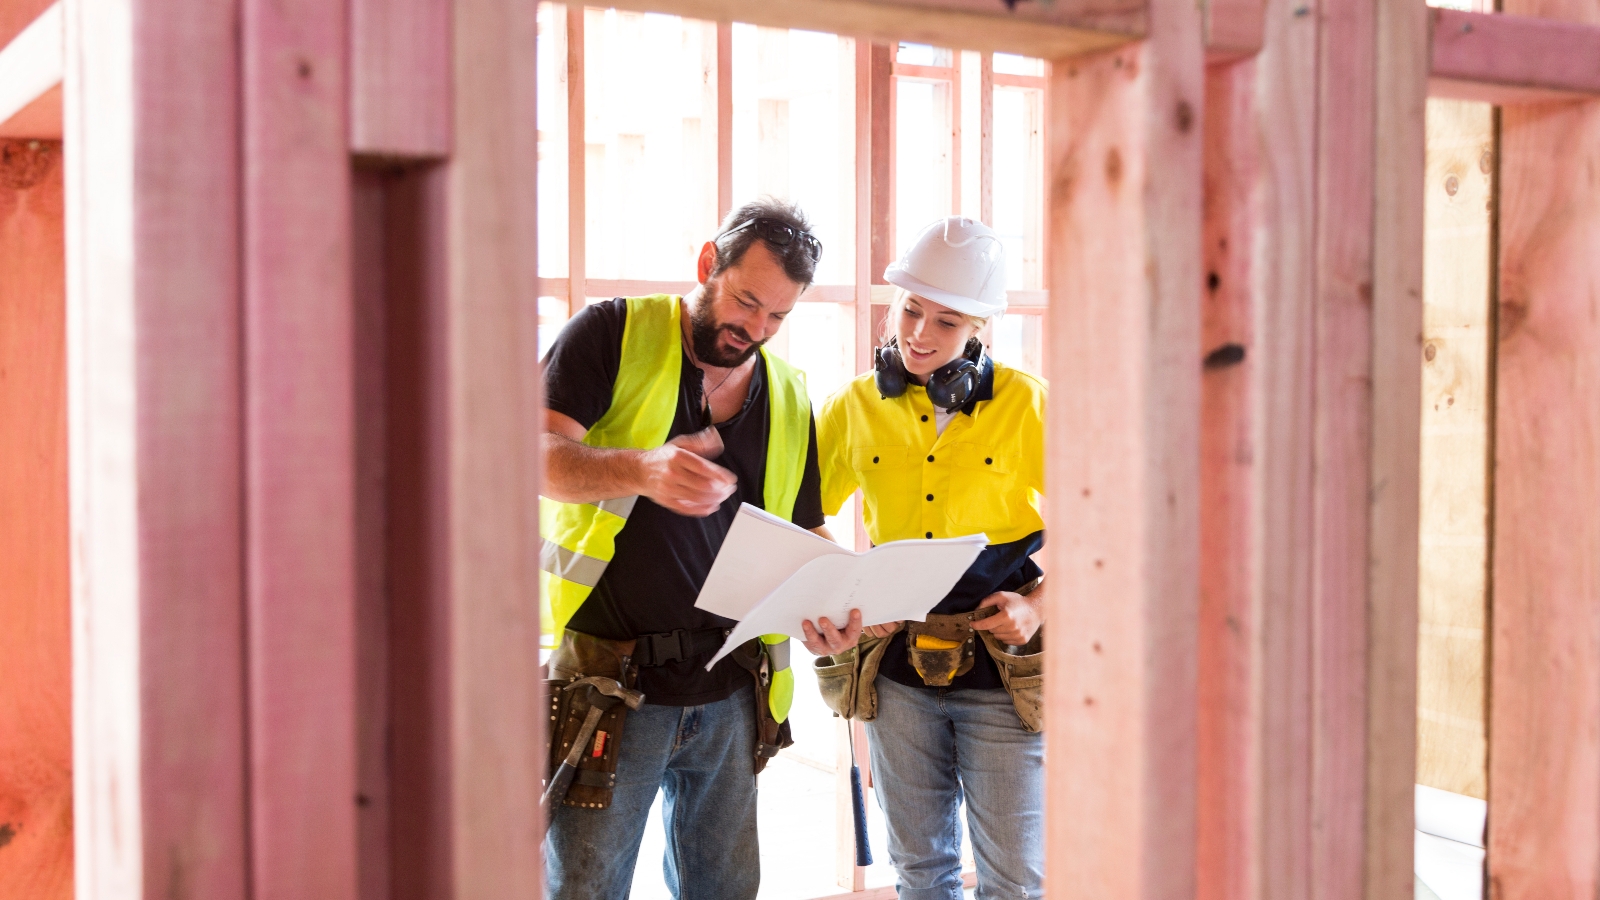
[4,0,1594,897]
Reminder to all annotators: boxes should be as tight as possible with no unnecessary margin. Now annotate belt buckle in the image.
[641,628,689,667]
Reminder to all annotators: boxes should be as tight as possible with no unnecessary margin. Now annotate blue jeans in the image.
[865,676,1045,900]
[544,684,760,900]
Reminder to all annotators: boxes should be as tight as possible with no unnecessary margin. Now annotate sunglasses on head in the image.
[717,217,823,263]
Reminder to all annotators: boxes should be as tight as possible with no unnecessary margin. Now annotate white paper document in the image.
[696,504,988,669]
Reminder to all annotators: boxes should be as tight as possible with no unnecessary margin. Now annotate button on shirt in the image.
[817,359,1046,690]
[818,361,1045,548]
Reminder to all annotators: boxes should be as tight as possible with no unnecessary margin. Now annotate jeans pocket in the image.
[815,652,859,719]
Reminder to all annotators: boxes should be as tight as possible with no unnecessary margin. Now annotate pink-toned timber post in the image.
[1043,0,1205,893]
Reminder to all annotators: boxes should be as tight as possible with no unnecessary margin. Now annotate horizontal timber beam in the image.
[592,0,1137,59]
[1430,8,1600,103]
[0,2,60,134]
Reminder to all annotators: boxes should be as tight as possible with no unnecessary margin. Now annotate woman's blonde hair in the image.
[881,287,991,344]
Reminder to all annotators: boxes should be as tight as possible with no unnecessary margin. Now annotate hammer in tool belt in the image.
[541,676,646,811]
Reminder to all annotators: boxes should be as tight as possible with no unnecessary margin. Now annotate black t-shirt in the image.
[543,298,826,706]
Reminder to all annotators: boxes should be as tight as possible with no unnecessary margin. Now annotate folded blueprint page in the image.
[694,504,987,668]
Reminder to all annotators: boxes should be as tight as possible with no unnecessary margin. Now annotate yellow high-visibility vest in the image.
[539,294,808,721]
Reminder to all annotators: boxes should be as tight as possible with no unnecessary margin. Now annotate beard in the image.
[689,283,766,367]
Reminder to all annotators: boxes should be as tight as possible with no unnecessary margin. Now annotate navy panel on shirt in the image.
[876,530,1044,692]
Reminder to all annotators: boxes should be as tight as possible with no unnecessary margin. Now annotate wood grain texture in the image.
[350,0,450,158]
[594,0,1135,61]
[1044,0,1204,892]
[0,138,70,900]
[1366,0,1426,893]
[869,42,893,282]
[447,0,543,893]
[1312,0,1382,888]
[66,0,252,895]
[242,0,359,893]
[1196,59,1258,900]
[1415,98,1492,802]
[1429,8,1600,103]
[1236,0,1319,891]
[1205,0,1265,59]
[1489,2,1600,897]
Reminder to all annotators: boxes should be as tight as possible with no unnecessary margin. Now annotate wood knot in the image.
[1499,298,1528,340]
[1203,343,1247,369]
[0,140,57,190]
[1174,100,1194,134]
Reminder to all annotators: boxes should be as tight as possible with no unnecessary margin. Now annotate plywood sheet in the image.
[1416,98,1493,801]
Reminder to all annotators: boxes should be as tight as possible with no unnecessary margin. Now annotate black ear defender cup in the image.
[924,338,984,411]
[874,339,910,399]
[874,337,984,411]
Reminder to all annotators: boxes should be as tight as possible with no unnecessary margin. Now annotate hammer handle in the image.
[541,705,606,810]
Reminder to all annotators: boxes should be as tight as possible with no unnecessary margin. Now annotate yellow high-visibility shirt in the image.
[817,362,1046,546]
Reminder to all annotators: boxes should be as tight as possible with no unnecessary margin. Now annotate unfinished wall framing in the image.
[1,0,1599,898]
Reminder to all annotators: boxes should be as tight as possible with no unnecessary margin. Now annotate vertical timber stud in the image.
[242,0,359,894]
[1490,0,1600,895]
[66,0,251,896]
[567,4,585,312]
[349,0,452,157]
[1196,56,1259,900]
[869,42,894,282]
[447,0,542,893]
[717,20,733,224]
[1365,0,1427,893]
[1045,0,1203,895]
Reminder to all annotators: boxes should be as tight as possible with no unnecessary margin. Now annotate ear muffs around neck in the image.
[873,338,984,412]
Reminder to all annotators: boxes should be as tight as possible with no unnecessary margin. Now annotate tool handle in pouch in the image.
[543,762,580,812]
[542,704,605,809]
[850,765,873,866]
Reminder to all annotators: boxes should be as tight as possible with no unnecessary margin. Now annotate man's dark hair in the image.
[710,198,819,288]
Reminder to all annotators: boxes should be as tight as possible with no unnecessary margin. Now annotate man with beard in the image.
[539,199,861,899]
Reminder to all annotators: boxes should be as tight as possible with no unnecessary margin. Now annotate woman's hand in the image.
[970,589,1043,646]
[800,609,864,657]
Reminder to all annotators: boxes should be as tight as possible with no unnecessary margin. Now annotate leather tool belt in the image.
[546,625,792,806]
[726,639,795,773]
[814,576,1045,732]
[630,625,791,774]
[544,629,641,810]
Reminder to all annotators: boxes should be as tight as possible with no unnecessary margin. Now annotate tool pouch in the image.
[728,639,794,774]
[906,612,987,687]
[814,633,892,721]
[974,576,1046,732]
[977,627,1044,733]
[544,629,640,809]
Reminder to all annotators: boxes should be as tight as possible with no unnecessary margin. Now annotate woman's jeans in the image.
[543,684,760,900]
[865,676,1045,900]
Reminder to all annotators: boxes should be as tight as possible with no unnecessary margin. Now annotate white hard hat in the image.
[884,217,1008,318]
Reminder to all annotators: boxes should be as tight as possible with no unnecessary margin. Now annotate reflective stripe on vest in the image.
[538,294,809,721]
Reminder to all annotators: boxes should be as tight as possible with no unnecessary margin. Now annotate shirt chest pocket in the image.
[948,443,1018,528]
[852,445,910,481]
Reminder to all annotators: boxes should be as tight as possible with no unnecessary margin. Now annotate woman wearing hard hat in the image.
[802,216,1047,899]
